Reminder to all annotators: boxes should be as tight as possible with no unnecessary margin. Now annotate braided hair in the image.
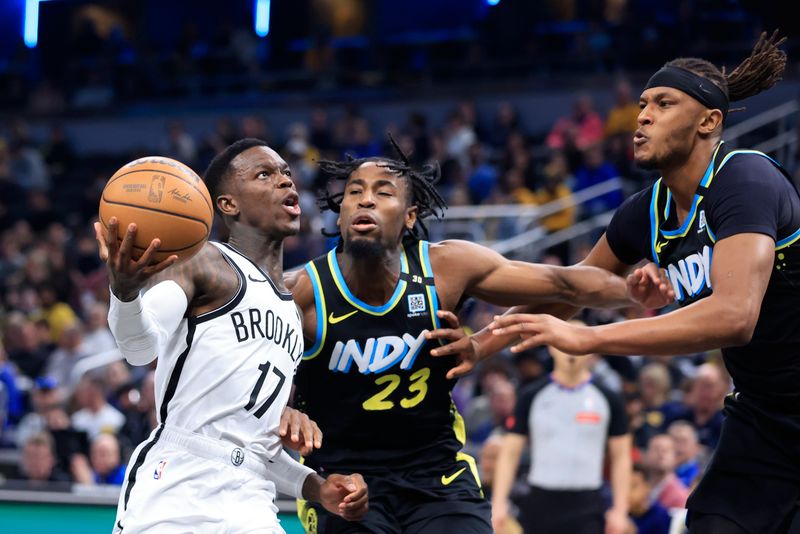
[317,134,447,241]
[666,30,787,111]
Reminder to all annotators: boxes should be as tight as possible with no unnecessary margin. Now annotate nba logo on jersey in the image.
[408,294,426,314]
[153,459,168,480]
[698,210,707,233]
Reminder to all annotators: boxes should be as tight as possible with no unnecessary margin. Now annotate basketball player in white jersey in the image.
[95,139,368,533]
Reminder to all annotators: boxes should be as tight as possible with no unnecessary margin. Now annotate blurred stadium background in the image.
[0,1,798,533]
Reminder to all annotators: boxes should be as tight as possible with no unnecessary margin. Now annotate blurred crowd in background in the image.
[0,0,792,532]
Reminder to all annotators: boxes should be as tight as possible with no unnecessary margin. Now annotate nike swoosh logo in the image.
[328,310,358,324]
[116,520,124,532]
[248,274,268,283]
[441,467,466,486]
[655,240,667,254]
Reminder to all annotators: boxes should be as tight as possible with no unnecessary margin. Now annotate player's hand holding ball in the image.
[95,156,213,301]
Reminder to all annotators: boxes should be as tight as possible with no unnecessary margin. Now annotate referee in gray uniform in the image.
[491,327,632,534]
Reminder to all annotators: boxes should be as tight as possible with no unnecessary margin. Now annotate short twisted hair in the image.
[317,135,447,241]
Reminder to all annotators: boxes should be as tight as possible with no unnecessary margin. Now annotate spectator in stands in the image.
[546,93,604,171]
[40,125,75,180]
[15,376,63,449]
[492,330,631,534]
[44,321,90,394]
[0,340,23,427]
[489,102,521,149]
[445,110,478,170]
[13,432,71,486]
[240,115,271,143]
[634,362,683,449]
[483,379,517,443]
[643,433,690,509]
[668,363,728,449]
[573,143,624,217]
[496,168,536,206]
[604,79,641,139]
[465,371,517,446]
[310,108,334,153]
[603,79,642,189]
[114,379,151,457]
[26,192,61,235]
[283,122,319,189]
[203,117,239,162]
[33,283,78,344]
[162,120,197,168]
[533,150,576,232]
[81,301,117,355]
[8,135,50,192]
[512,348,549,388]
[72,433,126,485]
[70,374,125,439]
[467,142,499,204]
[667,421,705,488]
[43,403,90,478]
[4,314,50,379]
[343,118,381,159]
[628,463,673,534]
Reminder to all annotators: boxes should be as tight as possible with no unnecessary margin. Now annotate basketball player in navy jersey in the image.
[285,138,644,534]
[95,139,367,533]
[445,32,800,534]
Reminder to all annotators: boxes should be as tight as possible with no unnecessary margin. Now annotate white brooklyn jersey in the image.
[151,241,303,464]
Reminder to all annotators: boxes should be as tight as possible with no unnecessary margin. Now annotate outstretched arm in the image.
[492,233,773,355]
[439,239,632,309]
[432,235,671,377]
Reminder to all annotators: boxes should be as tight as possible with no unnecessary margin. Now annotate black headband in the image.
[645,66,729,118]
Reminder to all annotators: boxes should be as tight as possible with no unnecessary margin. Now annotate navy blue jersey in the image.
[607,142,800,411]
[294,240,466,473]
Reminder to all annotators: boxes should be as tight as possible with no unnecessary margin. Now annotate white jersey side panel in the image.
[151,242,303,464]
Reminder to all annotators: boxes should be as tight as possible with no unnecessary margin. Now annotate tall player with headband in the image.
[442,32,800,534]
[96,139,368,533]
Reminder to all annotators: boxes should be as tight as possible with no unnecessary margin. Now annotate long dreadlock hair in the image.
[667,30,787,113]
[317,134,447,242]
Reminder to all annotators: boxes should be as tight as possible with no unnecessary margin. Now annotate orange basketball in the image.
[98,156,214,263]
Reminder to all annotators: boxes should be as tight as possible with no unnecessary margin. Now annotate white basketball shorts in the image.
[113,425,284,533]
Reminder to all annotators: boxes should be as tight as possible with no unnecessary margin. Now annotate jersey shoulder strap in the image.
[704,145,797,246]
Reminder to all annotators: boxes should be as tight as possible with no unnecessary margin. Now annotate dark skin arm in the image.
[491,233,772,355]
[429,235,673,377]
[429,239,634,312]
[302,472,368,521]
[94,218,236,315]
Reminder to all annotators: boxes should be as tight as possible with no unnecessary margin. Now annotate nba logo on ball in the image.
[153,459,168,480]
[98,156,214,263]
[148,176,166,203]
